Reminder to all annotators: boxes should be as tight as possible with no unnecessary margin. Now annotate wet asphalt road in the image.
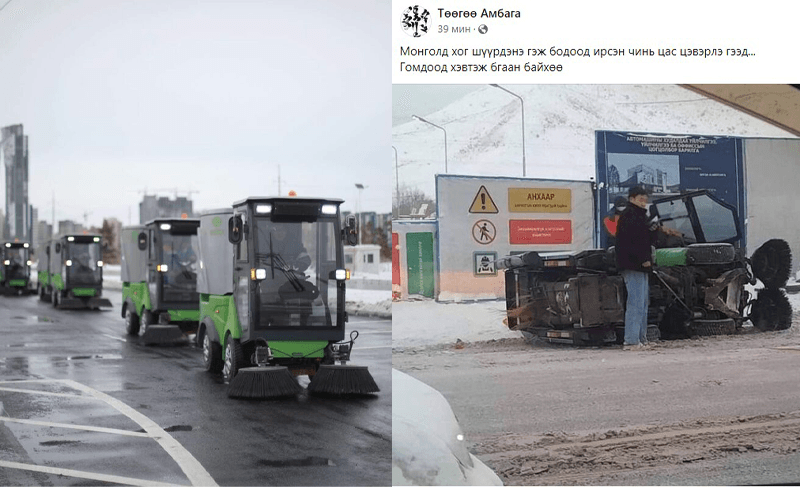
[0,289,391,486]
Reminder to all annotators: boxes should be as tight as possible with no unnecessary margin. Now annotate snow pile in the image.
[393,369,503,486]
[393,85,797,198]
[392,300,519,349]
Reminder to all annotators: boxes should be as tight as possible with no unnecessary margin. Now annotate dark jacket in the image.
[616,204,656,272]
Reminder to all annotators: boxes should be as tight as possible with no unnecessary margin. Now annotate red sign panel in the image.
[509,220,572,245]
[392,233,400,286]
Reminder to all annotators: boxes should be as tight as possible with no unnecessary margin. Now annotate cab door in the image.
[233,211,251,338]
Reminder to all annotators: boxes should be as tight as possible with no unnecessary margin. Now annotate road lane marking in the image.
[0,416,151,438]
[102,333,128,343]
[0,386,90,399]
[63,379,218,487]
[0,460,175,487]
[355,346,393,350]
[349,320,391,324]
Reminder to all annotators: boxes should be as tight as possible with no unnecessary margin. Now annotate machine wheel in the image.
[690,318,736,336]
[125,307,140,336]
[222,334,244,384]
[202,329,223,373]
[686,243,735,265]
[750,288,793,331]
[51,289,59,308]
[38,285,44,301]
[751,239,792,290]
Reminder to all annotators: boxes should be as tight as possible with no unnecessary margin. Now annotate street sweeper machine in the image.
[40,235,113,309]
[1,241,34,295]
[500,190,793,345]
[121,219,200,344]
[196,197,379,398]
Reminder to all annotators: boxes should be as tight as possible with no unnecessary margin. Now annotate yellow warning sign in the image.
[508,188,571,213]
[469,186,499,213]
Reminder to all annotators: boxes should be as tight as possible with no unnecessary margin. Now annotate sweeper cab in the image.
[196,197,379,398]
[121,219,201,345]
[1,241,34,295]
[41,235,112,309]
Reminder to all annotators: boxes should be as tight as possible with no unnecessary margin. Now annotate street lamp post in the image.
[391,146,399,205]
[489,84,526,177]
[412,115,448,173]
[355,183,365,245]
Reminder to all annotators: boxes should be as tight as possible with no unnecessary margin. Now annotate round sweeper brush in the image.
[227,366,303,399]
[751,239,792,290]
[307,364,380,395]
[750,288,793,332]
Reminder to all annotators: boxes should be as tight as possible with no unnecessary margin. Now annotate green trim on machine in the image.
[199,294,242,351]
[269,341,328,359]
[123,281,151,314]
[38,271,49,286]
[72,287,97,297]
[9,279,27,287]
[167,309,200,322]
[51,273,64,291]
[655,248,688,267]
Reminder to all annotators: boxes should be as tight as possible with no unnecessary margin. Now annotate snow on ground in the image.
[392,299,520,349]
[393,285,800,350]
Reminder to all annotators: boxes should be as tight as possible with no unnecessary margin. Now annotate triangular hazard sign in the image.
[469,186,499,213]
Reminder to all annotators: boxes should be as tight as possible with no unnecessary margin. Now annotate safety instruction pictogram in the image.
[472,219,496,244]
[469,185,499,213]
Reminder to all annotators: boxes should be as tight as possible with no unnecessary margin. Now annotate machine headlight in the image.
[251,268,267,280]
[321,204,337,215]
[67,237,75,242]
[157,264,168,272]
[4,243,10,248]
[97,261,104,267]
[3,260,9,265]
[160,223,171,231]
[93,237,100,242]
[335,269,348,281]
[23,243,29,248]
[26,260,32,266]
[66,260,73,266]
[255,204,272,214]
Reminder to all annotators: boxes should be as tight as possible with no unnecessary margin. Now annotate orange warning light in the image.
[181,213,188,219]
[288,190,297,197]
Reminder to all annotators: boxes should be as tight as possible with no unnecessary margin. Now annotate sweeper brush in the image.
[140,325,188,346]
[307,331,380,395]
[227,366,303,399]
[307,364,380,395]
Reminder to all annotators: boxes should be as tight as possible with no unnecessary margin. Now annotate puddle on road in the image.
[66,354,123,361]
[259,456,336,467]
[39,440,82,447]
[11,315,57,323]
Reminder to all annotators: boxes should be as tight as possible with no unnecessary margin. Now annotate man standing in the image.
[615,186,679,350]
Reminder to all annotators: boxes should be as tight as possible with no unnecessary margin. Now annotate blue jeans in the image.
[621,269,649,345]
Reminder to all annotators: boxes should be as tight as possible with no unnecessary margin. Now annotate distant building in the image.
[1,124,30,241]
[34,220,52,247]
[57,220,84,237]
[139,195,193,223]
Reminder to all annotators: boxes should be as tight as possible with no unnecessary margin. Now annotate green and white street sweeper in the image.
[196,197,379,398]
[1,241,34,295]
[121,219,201,344]
[42,234,112,309]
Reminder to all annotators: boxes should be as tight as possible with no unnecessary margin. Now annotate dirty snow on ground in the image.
[393,289,800,350]
[392,299,520,349]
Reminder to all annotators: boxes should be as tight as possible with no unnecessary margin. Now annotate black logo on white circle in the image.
[402,5,430,38]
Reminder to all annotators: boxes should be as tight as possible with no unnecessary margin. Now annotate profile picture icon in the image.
[402,5,430,38]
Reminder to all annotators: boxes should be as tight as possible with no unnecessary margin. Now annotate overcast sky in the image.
[0,0,390,229]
